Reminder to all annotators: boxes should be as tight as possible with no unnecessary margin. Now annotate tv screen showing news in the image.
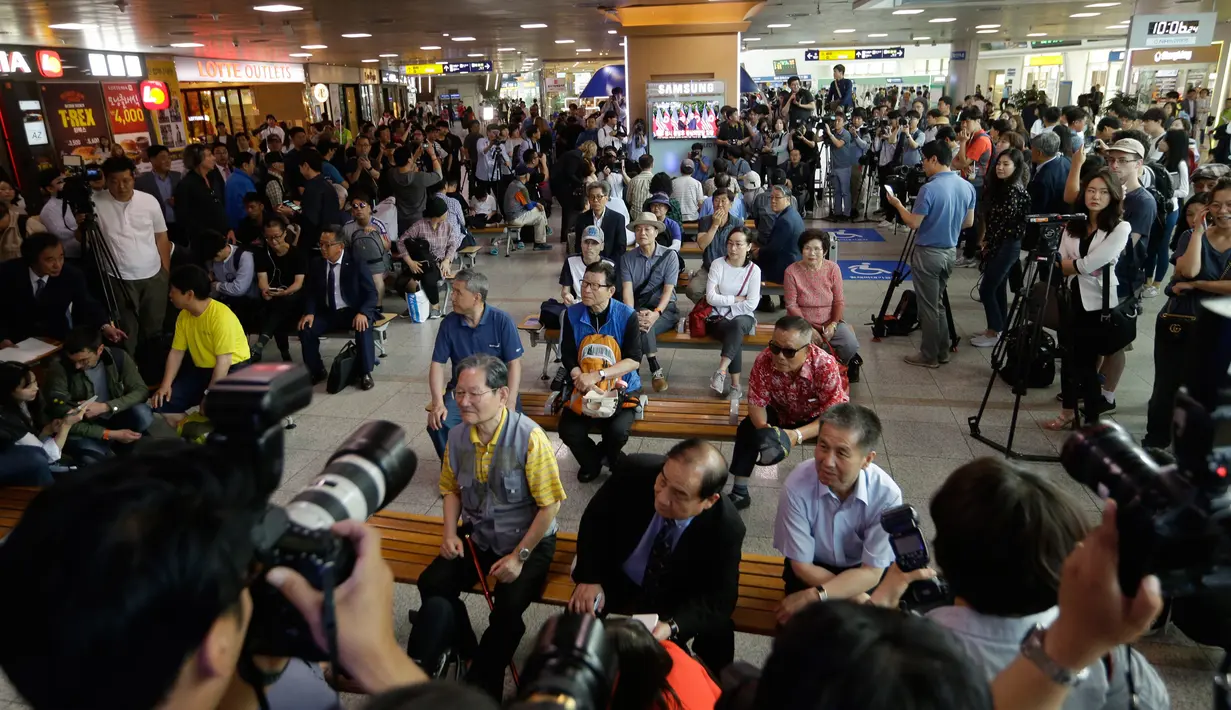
[650,100,719,140]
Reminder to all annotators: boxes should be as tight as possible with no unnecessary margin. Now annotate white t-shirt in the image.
[258,124,285,144]
[93,190,168,281]
[39,196,80,258]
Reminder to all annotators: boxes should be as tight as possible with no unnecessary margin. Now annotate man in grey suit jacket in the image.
[133,145,182,244]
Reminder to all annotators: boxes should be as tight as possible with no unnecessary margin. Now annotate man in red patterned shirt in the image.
[727,315,848,510]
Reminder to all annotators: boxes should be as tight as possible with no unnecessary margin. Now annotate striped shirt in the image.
[439,408,567,507]
[400,217,462,264]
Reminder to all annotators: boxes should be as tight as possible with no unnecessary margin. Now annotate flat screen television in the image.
[650,100,720,140]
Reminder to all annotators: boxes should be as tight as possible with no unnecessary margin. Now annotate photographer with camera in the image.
[825,65,854,112]
[821,113,859,221]
[717,106,751,161]
[872,112,908,224]
[953,108,994,268]
[0,436,427,710]
[785,76,816,128]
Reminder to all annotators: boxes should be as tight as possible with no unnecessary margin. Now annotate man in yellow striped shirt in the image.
[410,353,564,699]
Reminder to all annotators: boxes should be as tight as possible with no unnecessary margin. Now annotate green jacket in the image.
[44,347,148,439]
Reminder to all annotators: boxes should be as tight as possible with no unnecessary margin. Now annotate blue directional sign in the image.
[828,228,885,243]
[444,61,492,74]
[951,50,967,61]
[839,260,908,281]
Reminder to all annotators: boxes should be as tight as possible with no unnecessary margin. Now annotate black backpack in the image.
[883,290,919,336]
[999,326,1057,390]
[1144,162,1175,212]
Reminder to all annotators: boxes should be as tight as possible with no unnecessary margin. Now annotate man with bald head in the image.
[569,439,746,671]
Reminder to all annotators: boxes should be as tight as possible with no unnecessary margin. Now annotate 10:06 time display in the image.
[1147,19,1201,36]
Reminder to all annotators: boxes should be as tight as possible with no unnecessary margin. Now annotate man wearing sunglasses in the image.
[726,315,848,510]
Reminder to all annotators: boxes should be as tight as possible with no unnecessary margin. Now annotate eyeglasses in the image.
[581,279,611,290]
[349,201,369,210]
[454,389,494,402]
[768,342,802,358]
[1106,157,1139,167]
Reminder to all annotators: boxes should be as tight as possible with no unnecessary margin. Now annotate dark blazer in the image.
[574,208,628,261]
[573,453,746,641]
[0,260,106,344]
[757,204,804,284]
[173,170,229,251]
[133,169,181,218]
[303,254,378,319]
[1027,155,1072,216]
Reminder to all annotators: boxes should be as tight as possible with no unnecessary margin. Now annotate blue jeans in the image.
[1151,209,1180,282]
[0,446,55,486]
[427,392,525,458]
[65,404,154,464]
[980,241,1020,334]
[831,166,852,217]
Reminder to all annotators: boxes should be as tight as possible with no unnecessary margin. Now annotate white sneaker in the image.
[877,220,894,228]
[970,332,1000,348]
[710,370,728,395]
[1142,285,1160,298]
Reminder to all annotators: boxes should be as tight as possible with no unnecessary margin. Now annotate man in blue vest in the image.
[557,260,644,483]
[411,353,565,700]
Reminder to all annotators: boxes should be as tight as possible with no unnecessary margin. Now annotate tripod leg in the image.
[941,288,958,352]
[872,230,917,338]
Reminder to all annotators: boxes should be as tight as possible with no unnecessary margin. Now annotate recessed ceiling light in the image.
[289,52,312,57]
[301,44,327,49]
[929,17,956,23]
[1027,32,1047,37]
[1086,2,1120,6]
[913,36,930,40]
[253,4,302,11]
[48,22,98,30]
[452,36,475,41]
[608,29,617,34]
[834,29,856,33]
[420,45,441,50]
[976,24,1000,29]
[976,29,997,34]
[467,53,483,57]
[767,23,791,28]
[868,33,888,37]
[497,47,515,51]
[894,8,924,14]
[379,53,398,57]
[342,33,372,38]
[798,40,816,44]
[1106,24,1128,29]
[1070,12,1100,17]
[521,23,548,29]
[576,48,591,52]
[555,39,574,44]
[743,37,761,41]
[361,58,378,62]
[170,42,205,47]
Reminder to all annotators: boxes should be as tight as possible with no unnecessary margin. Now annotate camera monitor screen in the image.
[651,100,719,140]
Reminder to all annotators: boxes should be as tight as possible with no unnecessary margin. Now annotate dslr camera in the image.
[1023,213,1086,254]
[506,614,618,710]
[880,505,951,611]
[59,160,103,217]
[201,364,417,660]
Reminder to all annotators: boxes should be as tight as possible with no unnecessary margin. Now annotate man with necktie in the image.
[297,226,379,391]
[568,439,746,671]
[0,234,119,349]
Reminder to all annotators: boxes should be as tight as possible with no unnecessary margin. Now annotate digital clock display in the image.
[1147,19,1201,36]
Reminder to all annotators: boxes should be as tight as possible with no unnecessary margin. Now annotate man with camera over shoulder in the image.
[785,76,816,128]
[0,439,426,710]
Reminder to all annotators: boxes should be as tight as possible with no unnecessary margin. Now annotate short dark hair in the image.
[818,403,881,453]
[755,601,992,710]
[938,95,954,107]
[787,75,801,84]
[926,108,943,120]
[797,228,830,257]
[774,314,814,341]
[300,149,324,173]
[457,353,508,390]
[199,230,230,259]
[1143,107,1167,123]
[638,154,654,171]
[1112,128,1151,150]
[0,442,264,709]
[233,151,254,169]
[288,126,305,139]
[585,260,616,288]
[168,264,212,300]
[264,151,284,166]
[958,107,982,124]
[243,191,264,206]
[101,156,135,178]
[63,324,103,355]
[921,139,954,167]
[667,438,728,499]
[931,458,1090,616]
[147,144,169,160]
[21,232,60,265]
[1063,106,1087,125]
[833,64,845,74]
[1042,106,1062,124]
[264,214,289,233]
[347,187,372,205]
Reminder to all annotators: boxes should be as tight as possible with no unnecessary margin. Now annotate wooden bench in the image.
[679,219,756,234]
[0,488,785,636]
[457,245,481,270]
[675,271,784,298]
[520,391,750,440]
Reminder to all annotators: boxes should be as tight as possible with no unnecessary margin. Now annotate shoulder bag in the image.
[1158,255,1231,344]
[688,264,754,337]
[1084,234,1139,356]
[633,250,678,310]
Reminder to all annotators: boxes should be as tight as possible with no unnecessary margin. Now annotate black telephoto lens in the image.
[510,614,618,710]
[1061,421,1162,502]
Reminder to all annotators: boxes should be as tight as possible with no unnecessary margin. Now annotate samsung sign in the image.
[651,80,725,97]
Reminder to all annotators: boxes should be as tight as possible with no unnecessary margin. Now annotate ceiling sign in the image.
[649,79,725,97]
[444,61,492,74]
[174,56,305,83]
[805,50,854,61]
[405,63,444,75]
[0,47,142,80]
[1027,54,1064,66]
[1129,13,1217,49]
[1130,43,1222,66]
[854,47,905,60]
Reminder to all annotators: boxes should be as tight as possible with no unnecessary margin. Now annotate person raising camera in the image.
[1041,167,1132,431]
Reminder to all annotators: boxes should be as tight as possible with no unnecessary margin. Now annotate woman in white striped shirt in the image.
[706,229,762,399]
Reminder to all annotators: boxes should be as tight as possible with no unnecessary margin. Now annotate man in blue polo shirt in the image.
[427,269,525,456]
[885,140,975,368]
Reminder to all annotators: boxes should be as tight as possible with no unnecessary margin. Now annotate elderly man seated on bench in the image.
[727,315,848,511]
[568,439,745,672]
[620,213,681,393]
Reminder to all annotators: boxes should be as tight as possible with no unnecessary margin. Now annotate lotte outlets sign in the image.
[173,56,306,83]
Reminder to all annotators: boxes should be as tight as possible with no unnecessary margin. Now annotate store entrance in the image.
[1023,66,1061,100]
[986,70,1007,100]
[182,87,259,141]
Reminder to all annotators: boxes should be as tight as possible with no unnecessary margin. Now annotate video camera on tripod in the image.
[59,159,103,217]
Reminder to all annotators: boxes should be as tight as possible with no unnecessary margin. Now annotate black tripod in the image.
[853,151,880,223]
[967,235,1063,462]
[870,227,958,351]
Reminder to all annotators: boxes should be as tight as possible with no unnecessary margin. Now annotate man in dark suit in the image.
[568,439,746,671]
[298,225,378,391]
[173,143,231,258]
[573,181,628,259]
[0,234,119,348]
[1027,131,1071,216]
[133,145,182,244]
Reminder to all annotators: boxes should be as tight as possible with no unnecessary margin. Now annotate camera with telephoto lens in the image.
[1061,296,1231,599]
[506,613,618,710]
[880,505,951,610]
[200,363,418,660]
[60,162,103,217]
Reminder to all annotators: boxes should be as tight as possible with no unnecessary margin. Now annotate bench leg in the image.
[540,340,553,380]
[374,326,388,358]
[505,228,515,258]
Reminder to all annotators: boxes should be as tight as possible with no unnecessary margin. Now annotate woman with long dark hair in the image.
[971,148,1031,348]
[1043,168,1132,430]
[1144,128,1192,298]
[0,362,80,485]
[604,619,720,710]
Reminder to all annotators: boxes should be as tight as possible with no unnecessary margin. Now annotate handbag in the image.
[688,264,754,337]
[327,341,359,394]
[1158,258,1231,344]
[633,250,679,309]
[1096,249,1139,357]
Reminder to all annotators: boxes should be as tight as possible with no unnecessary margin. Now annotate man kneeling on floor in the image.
[568,439,746,671]
[408,353,565,701]
[727,315,848,510]
[772,403,901,624]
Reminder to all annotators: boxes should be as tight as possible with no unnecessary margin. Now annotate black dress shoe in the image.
[578,467,601,483]
[310,370,327,385]
[359,374,375,391]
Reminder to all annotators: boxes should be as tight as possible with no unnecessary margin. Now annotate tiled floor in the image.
[1,210,1218,708]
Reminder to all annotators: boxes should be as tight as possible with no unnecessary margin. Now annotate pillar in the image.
[946,39,980,101]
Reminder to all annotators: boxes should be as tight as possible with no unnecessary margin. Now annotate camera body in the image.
[880,504,951,610]
[1023,213,1085,255]
[61,163,102,217]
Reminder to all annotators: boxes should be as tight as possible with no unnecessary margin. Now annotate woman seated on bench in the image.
[707,229,762,400]
[0,362,81,486]
[784,229,862,381]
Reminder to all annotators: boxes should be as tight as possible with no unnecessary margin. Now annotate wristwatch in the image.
[598,369,607,380]
[1020,624,1089,687]
[665,618,680,639]
[109,403,119,415]
[816,585,829,602]
[518,546,532,562]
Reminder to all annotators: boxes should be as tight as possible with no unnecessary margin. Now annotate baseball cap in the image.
[1106,138,1145,160]
[581,225,603,243]
[741,171,762,189]
[756,426,792,466]
[681,158,695,170]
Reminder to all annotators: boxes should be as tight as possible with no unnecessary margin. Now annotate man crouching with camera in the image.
[869,458,1169,710]
[0,442,426,710]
